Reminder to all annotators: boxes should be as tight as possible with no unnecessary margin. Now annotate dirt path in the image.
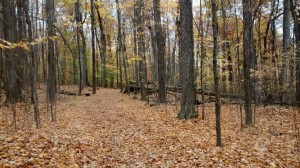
[0,88,299,167]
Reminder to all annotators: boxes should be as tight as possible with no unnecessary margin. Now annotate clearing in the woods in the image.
[0,87,299,167]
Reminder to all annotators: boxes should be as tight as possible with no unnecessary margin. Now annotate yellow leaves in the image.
[105,64,118,73]
[49,36,61,41]
[161,2,178,9]
[0,39,29,51]
[0,36,61,51]
[127,57,144,64]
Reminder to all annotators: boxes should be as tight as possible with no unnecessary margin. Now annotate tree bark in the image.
[46,0,57,121]
[2,0,21,103]
[75,1,82,95]
[177,0,197,119]
[95,0,107,88]
[116,0,123,89]
[211,0,222,146]
[221,0,227,94]
[153,0,166,103]
[25,0,40,128]
[91,0,97,94]
[279,0,291,100]
[135,0,147,101]
[200,0,206,120]
[242,0,256,126]
[290,0,300,105]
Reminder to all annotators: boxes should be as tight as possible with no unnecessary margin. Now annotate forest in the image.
[0,0,300,167]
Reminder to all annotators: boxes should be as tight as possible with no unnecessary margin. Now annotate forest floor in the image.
[0,86,299,167]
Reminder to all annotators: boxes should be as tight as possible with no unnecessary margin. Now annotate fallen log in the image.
[58,90,77,96]
[166,86,241,99]
[124,85,241,99]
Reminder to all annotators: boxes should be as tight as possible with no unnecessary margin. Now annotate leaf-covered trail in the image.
[0,88,299,167]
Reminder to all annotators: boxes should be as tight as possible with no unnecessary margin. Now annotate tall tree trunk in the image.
[116,0,123,89]
[177,0,197,119]
[171,7,180,87]
[279,0,291,103]
[41,13,47,83]
[136,0,147,101]
[79,29,88,87]
[153,0,166,103]
[242,0,256,126]
[122,23,129,92]
[149,27,157,83]
[133,8,139,84]
[95,0,107,88]
[211,0,222,146]
[46,0,56,121]
[16,0,26,88]
[166,17,171,86]
[25,0,40,128]
[2,0,21,104]
[91,0,97,94]
[221,0,227,94]
[290,0,300,105]
[200,0,206,120]
[75,1,82,95]
[0,2,3,89]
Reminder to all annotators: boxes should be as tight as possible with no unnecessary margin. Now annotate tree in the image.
[177,0,197,119]
[116,0,123,89]
[153,0,166,103]
[46,0,57,121]
[2,0,20,128]
[279,0,291,103]
[135,0,147,101]
[200,0,206,120]
[242,0,256,126]
[211,0,222,147]
[0,2,3,88]
[2,0,21,104]
[290,0,300,106]
[25,0,40,128]
[75,1,83,95]
[91,0,97,94]
[95,0,107,88]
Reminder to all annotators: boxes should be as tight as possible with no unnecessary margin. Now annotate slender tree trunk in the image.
[290,0,300,105]
[221,0,227,94]
[75,1,82,95]
[25,0,40,128]
[136,0,147,101]
[153,0,166,103]
[116,0,123,89]
[91,0,97,94]
[122,23,129,92]
[133,10,139,84]
[170,6,180,87]
[279,0,291,103]
[211,0,222,146]
[16,0,26,88]
[170,36,176,87]
[79,29,88,87]
[242,0,256,126]
[150,28,157,83]
[46,0,56,121]
[41,16,47,83]
[95,1,107,88]
[200,0,206,120]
